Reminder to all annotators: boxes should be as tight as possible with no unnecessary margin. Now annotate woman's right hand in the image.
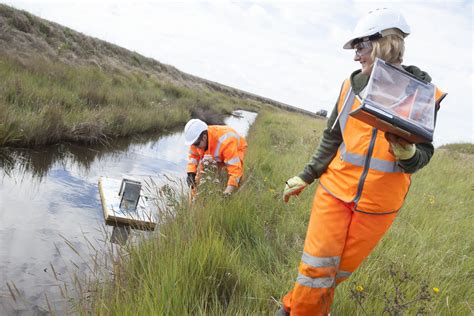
[283,176,308,203]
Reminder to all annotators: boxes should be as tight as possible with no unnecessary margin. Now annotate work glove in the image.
[223,185,236,197]
[391,143,416,160]
[385,132,416,161]
[283,176,308,203]
[186,172,196,188]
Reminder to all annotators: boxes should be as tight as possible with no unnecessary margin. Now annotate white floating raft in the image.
[98,176,157,230]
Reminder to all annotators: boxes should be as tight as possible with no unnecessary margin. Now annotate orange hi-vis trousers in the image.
[283,185,398,315]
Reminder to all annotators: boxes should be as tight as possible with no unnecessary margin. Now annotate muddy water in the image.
[0,110,257,314]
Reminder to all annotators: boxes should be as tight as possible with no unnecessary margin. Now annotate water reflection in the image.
[0,134,173,181]
[0,110,257,313]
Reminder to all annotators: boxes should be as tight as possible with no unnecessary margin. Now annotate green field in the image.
[0,54,260,147]
[83,109,473,315]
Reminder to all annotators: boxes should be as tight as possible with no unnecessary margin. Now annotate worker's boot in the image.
[275,307,289,316]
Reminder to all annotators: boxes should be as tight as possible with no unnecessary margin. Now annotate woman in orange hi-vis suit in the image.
[278,8,446,316]
[184,118,247,196]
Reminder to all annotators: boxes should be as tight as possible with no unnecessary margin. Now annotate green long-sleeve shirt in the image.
[299,66,436,185]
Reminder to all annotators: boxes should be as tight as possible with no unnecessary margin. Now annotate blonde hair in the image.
[370,29,405,64]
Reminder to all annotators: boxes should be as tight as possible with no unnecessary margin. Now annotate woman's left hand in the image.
[385,132,416,160]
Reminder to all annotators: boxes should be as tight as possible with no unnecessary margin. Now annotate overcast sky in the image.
[4,0,473,146]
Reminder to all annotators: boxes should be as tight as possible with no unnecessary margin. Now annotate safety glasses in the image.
[354,41,373,57]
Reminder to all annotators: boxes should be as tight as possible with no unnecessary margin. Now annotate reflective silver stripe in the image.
[336,271,352,279]
[296,273,334,288]
[302,252,340,268]
[340,143,403,173]
[231,176,241,184]
[214,132,240,159]
[225,157,241,165]
[336,90,403,174]
[188,158,198,165]
[370,157,403,173]
[339,89,355,132]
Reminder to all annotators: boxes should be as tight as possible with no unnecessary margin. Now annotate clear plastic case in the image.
[350,58,437,143]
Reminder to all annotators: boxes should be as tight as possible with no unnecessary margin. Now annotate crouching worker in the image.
[184,118,247,196]
[277,8,446,316]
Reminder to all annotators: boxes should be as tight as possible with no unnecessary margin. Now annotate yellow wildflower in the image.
[356,285,364,292]
[433,287,440,294]
[429,195,435,205]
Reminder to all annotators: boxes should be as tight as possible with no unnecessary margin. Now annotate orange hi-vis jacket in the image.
[187,125,247,187]
[319,79,446,214]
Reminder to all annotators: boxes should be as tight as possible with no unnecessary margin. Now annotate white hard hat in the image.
[184,119,208,145]
[343,8,410,49]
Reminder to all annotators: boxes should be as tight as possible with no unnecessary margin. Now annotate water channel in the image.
[0,110,257,314]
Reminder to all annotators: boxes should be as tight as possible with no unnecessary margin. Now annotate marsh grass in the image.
[74,110,472,315]
[439,142,474,155]
[0,54,260,147]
